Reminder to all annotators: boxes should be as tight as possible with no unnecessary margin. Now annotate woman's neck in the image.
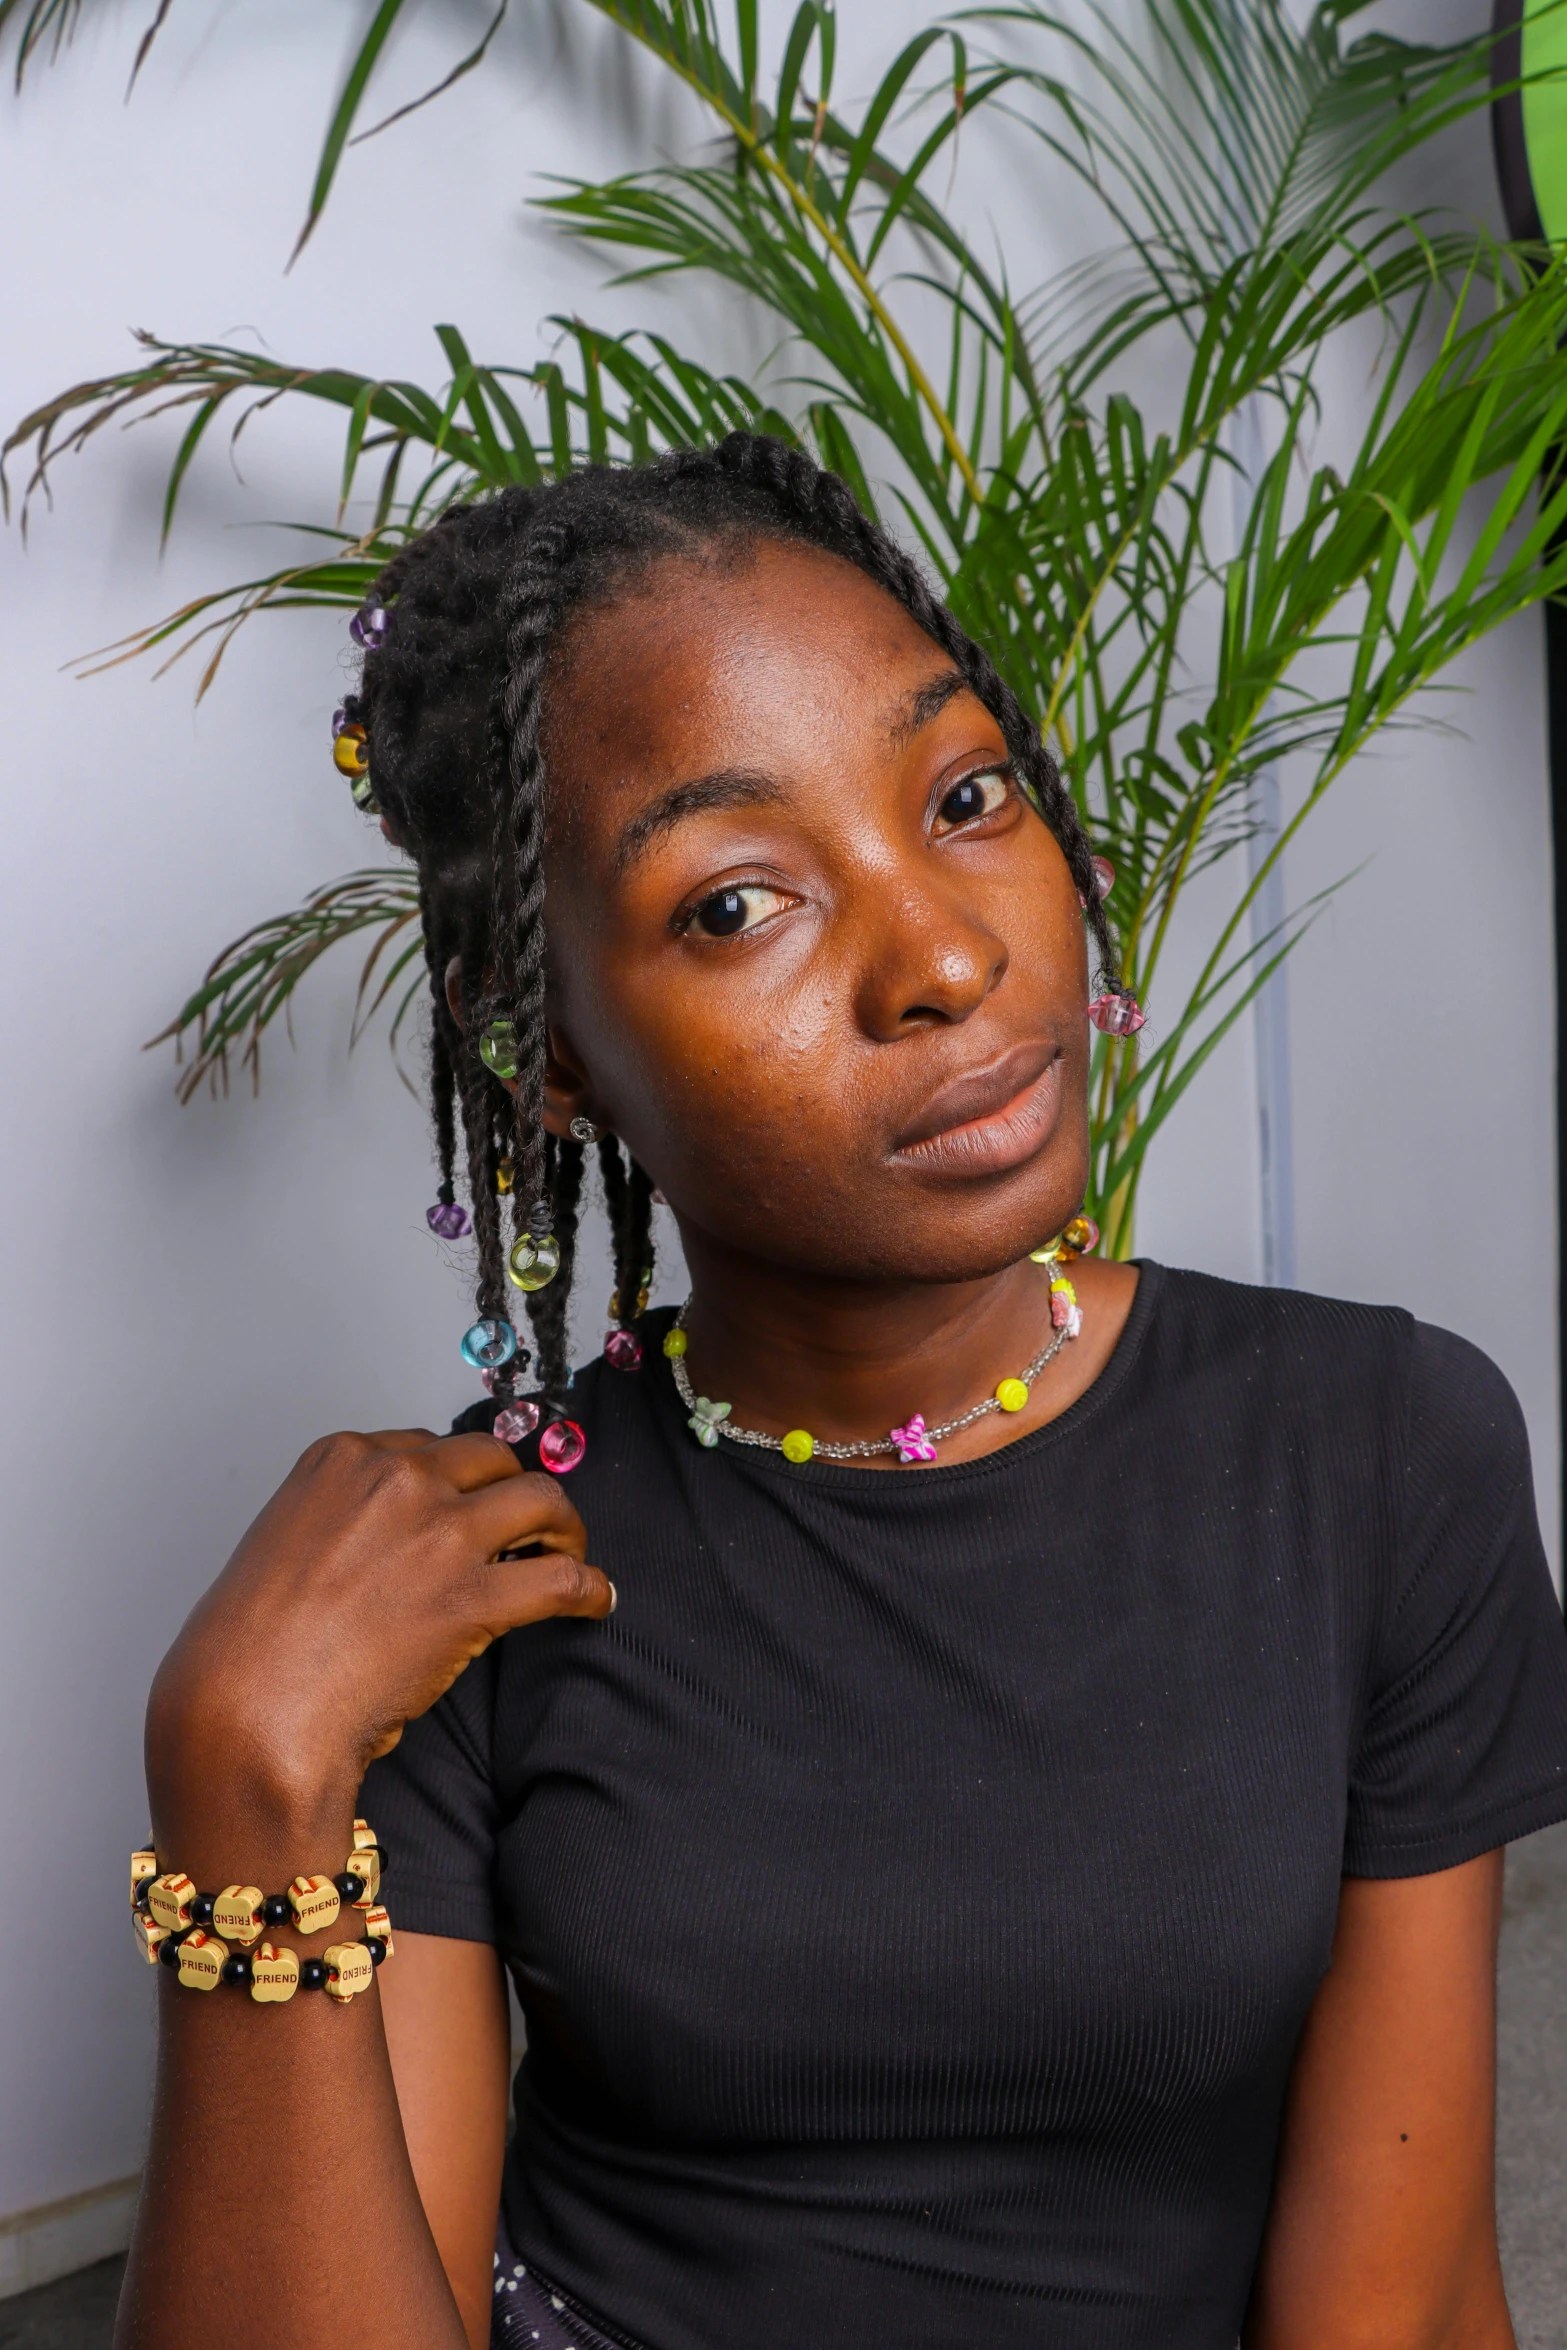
[673,1234,1141,1467]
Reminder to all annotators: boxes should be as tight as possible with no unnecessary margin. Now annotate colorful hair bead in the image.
[479,1020,519,1080]
[538,1419,586,1474]
[332,724,369,779]
[494,1402,541,1444]
[1088,991,1146,1037]
[605,1329,643,1371]
[331,706,350,738]
[461,1317,518,1371]
[427,1196,471,1240]
[507,1233,561,1292]
[496,1157,515,1196]
[349,605,389,651]
[1091,856,1115,900]
[1061,1214,1099,1256]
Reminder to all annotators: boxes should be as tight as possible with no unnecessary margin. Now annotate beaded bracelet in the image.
[129,1821,392,2003]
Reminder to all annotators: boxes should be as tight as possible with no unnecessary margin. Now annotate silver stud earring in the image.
[569,1116,600,1145]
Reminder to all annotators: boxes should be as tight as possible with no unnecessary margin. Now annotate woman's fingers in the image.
[481,1547,616,1633]
[461,1465,589,1562]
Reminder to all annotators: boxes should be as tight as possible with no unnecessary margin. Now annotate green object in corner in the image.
[1524,0,1567,240]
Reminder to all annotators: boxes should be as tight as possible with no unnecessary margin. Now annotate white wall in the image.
[0,0,1554,2227]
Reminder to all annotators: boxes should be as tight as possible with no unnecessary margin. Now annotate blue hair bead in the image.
[461,1317,518,1372]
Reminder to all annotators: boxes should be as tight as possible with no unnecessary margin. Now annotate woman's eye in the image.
[934,768,1012,833]
[686,884,789,939]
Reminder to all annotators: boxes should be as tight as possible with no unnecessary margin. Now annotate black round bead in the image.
[189,1891,215,1926]
[333,1871,365,1905]
[262,1892,291,1927]
[157,1933,185,1969]
[373,1844,390,1871]
[134,1877,152,1912]
[220,1953,253,1988]
[298,1956,328,1992]
[366,1935,386,1966]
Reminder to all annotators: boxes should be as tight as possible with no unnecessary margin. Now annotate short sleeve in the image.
[358,1643,501,1943]
[1344,1322,1567,1877]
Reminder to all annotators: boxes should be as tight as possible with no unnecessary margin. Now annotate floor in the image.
[4,1821,1565,2349]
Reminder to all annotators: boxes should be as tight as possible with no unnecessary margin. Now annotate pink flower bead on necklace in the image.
[890,1413,939,1464]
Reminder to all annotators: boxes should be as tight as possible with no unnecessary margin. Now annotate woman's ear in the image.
[542,1023,604,1139]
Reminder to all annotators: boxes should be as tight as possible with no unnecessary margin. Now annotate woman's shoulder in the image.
[1143,1262,1531,1483]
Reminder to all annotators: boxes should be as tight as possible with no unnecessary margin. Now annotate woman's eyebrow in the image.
[614,769,787,873]
[890,668,969,748]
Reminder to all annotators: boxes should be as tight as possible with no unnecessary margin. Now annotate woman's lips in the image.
[891,1042,1064,1177]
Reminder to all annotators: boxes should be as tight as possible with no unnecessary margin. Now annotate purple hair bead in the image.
[426,1199,471,1241]
[350,606,389,651]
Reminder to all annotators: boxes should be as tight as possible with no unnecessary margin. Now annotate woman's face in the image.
[540,537,1091,1285]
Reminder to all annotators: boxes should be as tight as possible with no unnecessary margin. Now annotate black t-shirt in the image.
[363,1265,1567,2350]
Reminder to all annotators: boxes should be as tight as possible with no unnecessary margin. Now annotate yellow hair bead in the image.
[332,724,369,778]
[995,1377,1029,1413]
[781,1429,815,1464]
[663,1327,688,1359]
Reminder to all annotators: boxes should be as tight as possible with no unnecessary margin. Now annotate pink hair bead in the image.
[1088,991,1146,1037]
[494,1403,540,1445]
[539,1419,587,1474]
[605,1329,644,1371]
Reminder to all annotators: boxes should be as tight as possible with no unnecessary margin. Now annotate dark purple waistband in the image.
[491,2228,645,2350]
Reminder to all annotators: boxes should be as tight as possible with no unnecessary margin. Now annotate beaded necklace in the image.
[663,1219,1096,1466]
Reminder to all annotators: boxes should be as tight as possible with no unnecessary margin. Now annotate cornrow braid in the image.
[342,434,1124,1437]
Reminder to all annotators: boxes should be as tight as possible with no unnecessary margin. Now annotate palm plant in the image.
[8,0,1567,1255]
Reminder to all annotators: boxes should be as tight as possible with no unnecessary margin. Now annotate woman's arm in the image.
[1245,1851,1512,2350]
[381,1933,512,2350]
[115,1425,613,2350]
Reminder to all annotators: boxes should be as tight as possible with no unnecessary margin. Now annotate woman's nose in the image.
[851,882,1008,1039]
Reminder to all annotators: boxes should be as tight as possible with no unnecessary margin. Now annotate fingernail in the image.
[607,1580,618,1614]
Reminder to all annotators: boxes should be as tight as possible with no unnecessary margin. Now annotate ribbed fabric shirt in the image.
[363,1265,1567,2350]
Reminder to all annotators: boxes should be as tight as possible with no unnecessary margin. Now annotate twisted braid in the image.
[524,1133,586,1395]
[484,522,570,1236]
[344,438,1123,1418]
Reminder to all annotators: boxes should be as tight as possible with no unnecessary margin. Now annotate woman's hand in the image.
[146,1428,611,1849]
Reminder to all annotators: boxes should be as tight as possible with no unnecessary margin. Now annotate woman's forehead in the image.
[543,538,992,845]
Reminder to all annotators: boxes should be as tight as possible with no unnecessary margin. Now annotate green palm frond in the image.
[3,321,799,690]
[148,869,425,1101]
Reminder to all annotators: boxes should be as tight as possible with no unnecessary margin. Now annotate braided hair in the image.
[341,434,1118,1416]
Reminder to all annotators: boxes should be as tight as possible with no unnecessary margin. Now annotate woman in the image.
[124,438,1567,2350]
